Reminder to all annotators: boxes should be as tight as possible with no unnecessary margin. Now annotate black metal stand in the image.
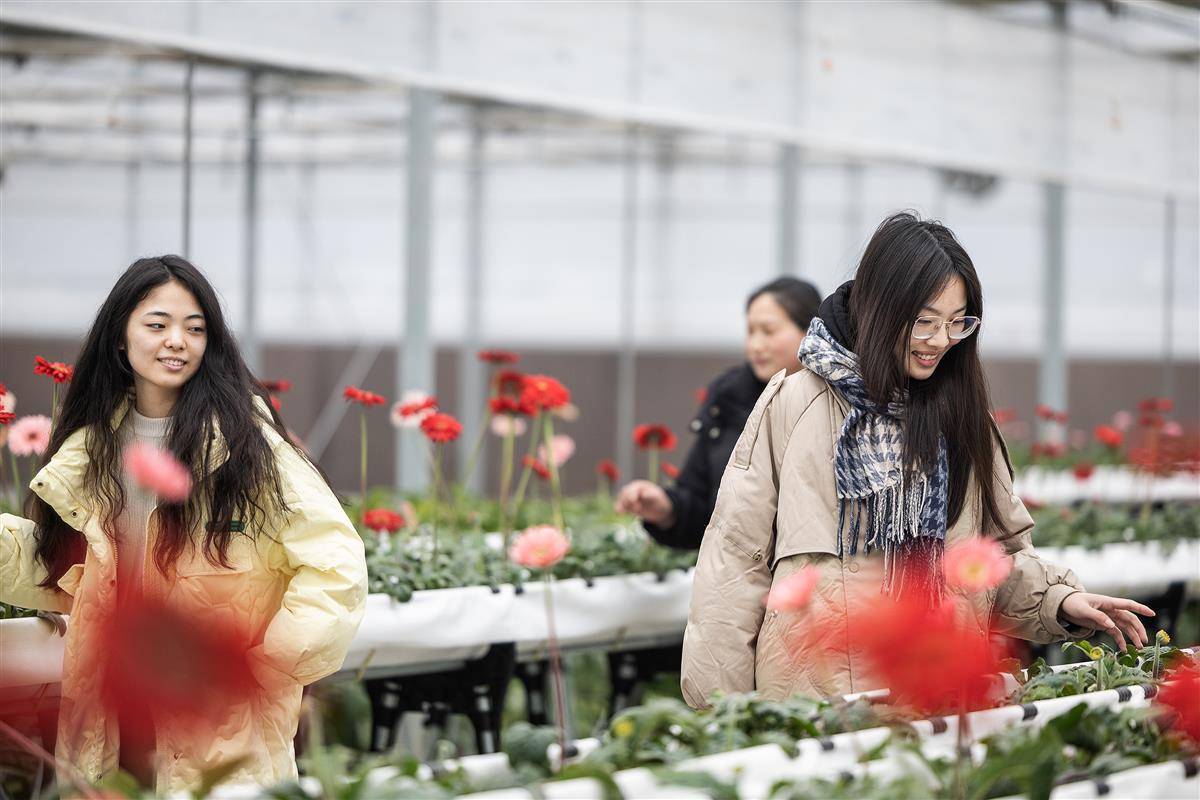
[606,642,683,718]
[364,642,516,754]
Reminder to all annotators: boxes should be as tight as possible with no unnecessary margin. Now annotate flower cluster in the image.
[343,385,386,406]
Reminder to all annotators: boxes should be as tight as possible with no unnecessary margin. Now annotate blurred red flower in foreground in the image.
[509,525,570,569]
[123,442,193,502]
[99,596,257,744]
[262,379,292,393]
[1157,661,1200,743]
[521,375,571,412]
[767,567,820,613]
[343,386,386,406]
[363,507,405,533]
[478,349,519,365]
[33,356,73,383]
[851,595,1002,715]
[596,459,620,483]
[633,423,677,451]
[522,455,551,480]
[420,412,463,444]
[944,537,1012,593]
[1093,424,1124,449]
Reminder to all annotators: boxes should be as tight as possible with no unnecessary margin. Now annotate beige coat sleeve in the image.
[986,434,1092,643]
[0,513,73,614]
[681,370,799,709]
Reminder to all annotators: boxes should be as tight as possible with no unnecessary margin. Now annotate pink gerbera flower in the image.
[123,442,193,502]
[944,536,1012,593]
[8,415,51,457]
[509,525,570,570]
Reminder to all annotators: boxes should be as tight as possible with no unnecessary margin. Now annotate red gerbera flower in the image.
[33,356,73,384]
[662,461,680,479]
[520,374,570,412]
[633,423,677,451]
[694,387,709,406]
[596,459,620,483]
[269,395,282,412]
[489,395,534,417]
[478,350,520,365]
[494,369,525,396]
[1072,461,1095,481]
[0,383,7,396]
[343,385,386,406]
[1158,661,1200,743]
[262,379,292,393]
[0,411,13,426]
[400,396,439,417]
[1054,411,1069,424]
[99,595,257,744]
[850,594,1002,716]
[1034,404,1055,421]
[363,507,406,533]
[522,454,551,480]
[1093,424,1124,449]
[420,412,463,444]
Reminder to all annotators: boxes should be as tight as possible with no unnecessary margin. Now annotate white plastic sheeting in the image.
[1014,465,1200,505]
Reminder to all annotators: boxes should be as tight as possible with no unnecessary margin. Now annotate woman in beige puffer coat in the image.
[681,214,1153,708]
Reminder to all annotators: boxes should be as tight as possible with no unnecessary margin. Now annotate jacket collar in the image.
[29,395,271,530]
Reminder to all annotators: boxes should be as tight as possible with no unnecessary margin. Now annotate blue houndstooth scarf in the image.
[799,318,948,599]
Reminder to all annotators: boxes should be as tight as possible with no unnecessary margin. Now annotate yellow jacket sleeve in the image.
[247,442,368,689]
[0,512,73,614]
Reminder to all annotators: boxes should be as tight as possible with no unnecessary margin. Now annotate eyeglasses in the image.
[911,316,981,341]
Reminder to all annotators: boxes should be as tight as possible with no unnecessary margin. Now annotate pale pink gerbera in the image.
[0,386,15,413]
[766,567,820,613]
[490,415,528,438]
[509,525,570,570]
[8,415,51,457]
[1112,410,1134,432]
[1163,421,1184,438]
[944,536,1012,593]
[123,442,193,502]
[537,434,576,468]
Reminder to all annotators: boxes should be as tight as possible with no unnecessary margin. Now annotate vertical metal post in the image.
[398,88,438,493]
[181,58,195,256]
[1161,196,1176,401]
[242,70,261,374]
[1038,2,1069,440]
[459,106,487,492]
[616,127,639,482]
[777,145,799,275]
[843,162,864,261]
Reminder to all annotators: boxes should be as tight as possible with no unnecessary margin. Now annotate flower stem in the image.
[648,447,659,484]
[499,424,516,549]
[10,451,21,507]
[431,444,444,563]
[509,415,544,529]
[461,395,492,488]
[359,409,368,523]
[543,572,568,764]
[542,414,566,532]
[50,384,58,442]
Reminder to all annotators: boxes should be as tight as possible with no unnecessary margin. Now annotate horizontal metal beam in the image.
[1,7,1194,202]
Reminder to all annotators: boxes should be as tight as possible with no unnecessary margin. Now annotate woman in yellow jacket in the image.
[0,256,368,794]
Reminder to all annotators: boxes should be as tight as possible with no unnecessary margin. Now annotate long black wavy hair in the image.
[849,212,1006,534]
[32,255,316,587]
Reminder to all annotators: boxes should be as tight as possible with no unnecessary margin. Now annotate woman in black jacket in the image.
[615,277,821,549]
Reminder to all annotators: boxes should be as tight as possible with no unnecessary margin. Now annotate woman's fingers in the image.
[1103,597,1156,618]
[1112,609,1148,648]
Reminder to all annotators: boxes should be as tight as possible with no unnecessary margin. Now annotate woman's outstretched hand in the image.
[614,480,675,527]
[1059,592,1156,650]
